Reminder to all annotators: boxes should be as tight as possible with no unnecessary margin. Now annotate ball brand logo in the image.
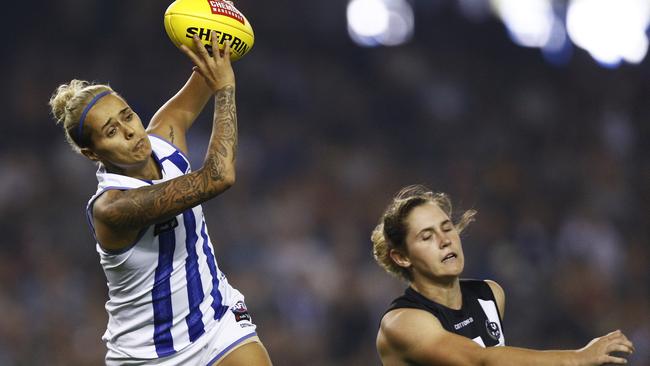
[207,0,245,24]
[185,27,249,55]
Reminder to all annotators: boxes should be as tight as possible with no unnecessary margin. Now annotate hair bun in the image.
[48,79,90,124]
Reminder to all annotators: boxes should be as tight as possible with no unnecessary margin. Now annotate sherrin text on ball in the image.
[164,0,254,61]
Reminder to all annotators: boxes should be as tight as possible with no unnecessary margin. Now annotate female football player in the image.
[49,34,272,366]
[372,185,634,366]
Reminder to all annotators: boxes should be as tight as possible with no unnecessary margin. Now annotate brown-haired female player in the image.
[48,34,272,366]
[372,185,634,366]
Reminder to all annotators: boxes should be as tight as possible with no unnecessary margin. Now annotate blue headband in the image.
[77,90,112,143]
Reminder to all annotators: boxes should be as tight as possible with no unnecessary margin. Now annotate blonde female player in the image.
[48,34,272,366]
[372,185,635,366]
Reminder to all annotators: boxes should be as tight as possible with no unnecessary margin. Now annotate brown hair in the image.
[371,185,476,281]
[48,80,114,153]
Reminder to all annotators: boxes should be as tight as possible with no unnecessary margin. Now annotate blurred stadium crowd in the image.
[0,1,648,365]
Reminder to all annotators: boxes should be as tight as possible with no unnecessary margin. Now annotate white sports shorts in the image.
[105,301,257,366]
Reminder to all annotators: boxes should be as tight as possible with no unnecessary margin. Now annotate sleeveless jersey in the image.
[385,280,505,347]
[86,134,242,359]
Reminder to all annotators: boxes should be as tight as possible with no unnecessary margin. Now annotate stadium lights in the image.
[490,0,555,48]
[489,0,650,67]
[346,0,650,68]
[347,0,414,47]
[566,0,650,67]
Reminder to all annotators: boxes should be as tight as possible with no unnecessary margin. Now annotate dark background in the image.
[0,1,648,365]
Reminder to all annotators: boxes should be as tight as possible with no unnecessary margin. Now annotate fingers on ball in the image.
[210,31,221,58]
[179,44,204,70]
[223,39,232,61]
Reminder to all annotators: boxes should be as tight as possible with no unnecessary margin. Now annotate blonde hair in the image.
[48,79,114,153]
[371,185,476,281]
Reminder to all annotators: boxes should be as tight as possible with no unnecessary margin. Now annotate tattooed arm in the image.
[92,34,237,250]
[146,71,212,155]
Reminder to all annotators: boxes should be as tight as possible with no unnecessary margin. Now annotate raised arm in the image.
[93,34,238,250]
[146,71,213,155]
[377,309,635,366]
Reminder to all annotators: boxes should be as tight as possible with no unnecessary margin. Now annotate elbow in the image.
[221,171,236,189]
[220,163,236,188]
[201,158,236,192]
[204,168,235,195]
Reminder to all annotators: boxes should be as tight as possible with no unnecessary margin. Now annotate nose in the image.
[122,122,135,139]
[439,232,452,248]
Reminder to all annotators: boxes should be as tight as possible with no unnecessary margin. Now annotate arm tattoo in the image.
[99,85,238,231]
[169,126,175,144]
[101,171,214,229]
[212,85,238,166]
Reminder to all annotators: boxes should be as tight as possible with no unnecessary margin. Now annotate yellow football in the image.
[164,0,254,61]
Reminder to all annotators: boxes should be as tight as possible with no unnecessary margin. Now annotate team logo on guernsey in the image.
[485,320,501,341]
[231,301,251,323]
[206,0,245,24]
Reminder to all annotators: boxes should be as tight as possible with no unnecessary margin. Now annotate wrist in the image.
[568,349,586,366]
[213,82,235,93]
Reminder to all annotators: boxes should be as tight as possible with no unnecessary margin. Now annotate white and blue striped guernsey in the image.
[86,134,243,360]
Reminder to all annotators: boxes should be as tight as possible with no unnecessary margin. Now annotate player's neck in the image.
[411,277,462,310]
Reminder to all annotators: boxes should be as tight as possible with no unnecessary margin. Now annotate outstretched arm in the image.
[146,71,213,155]
[377,309,635,366]
[93,34,238,250]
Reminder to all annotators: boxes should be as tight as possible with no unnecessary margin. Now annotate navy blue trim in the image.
[183,209,206,342]
[85,202,98,242]
[148,133,192,163]
[152,147,165,175]
[152,230,176,357]
[161,151,190,174]
[200,221,229,320]
[205,332,258,366]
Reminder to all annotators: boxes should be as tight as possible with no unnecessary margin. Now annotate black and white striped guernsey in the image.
[385,279,506,347]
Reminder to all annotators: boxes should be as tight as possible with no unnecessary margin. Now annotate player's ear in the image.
[81,148,100,162]
[390,249,411,269]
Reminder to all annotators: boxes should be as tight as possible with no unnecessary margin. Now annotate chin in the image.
[445,264,464,278]
[429,266,463,281]
[133,148,152,162]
